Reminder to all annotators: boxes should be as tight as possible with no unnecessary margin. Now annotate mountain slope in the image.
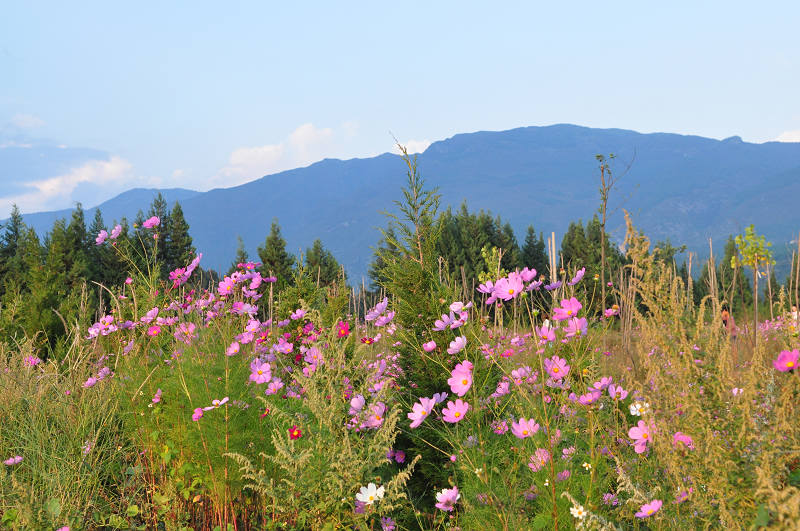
[11,124,800,280]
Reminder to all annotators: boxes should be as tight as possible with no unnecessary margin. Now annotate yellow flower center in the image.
[462,379,468,385]
[522,430,528,435]
[454,412,461,418]
[553,367,559,373]
[642,433,648,439]
[421,410,427,415]
[788,361,795,368]
[508,289,515,295]
[257,370,263,375]
[567,310,573,316]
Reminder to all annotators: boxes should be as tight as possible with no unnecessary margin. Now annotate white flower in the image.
[355,483,385,505]
[582,462,592,471]
[570,504,587,520]
[629,401,650,416]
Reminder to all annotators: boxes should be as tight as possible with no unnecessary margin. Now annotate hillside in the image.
[11,124,800,280]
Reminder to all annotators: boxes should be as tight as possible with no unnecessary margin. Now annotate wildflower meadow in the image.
[1,154,799,530]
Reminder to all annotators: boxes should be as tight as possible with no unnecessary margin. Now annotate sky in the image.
[2,1,799,217]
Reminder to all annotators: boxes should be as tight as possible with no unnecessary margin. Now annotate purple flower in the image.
[110,224,122,239]
[447,335,467,355]
[544,356,570,380]
[192,408,204,421]
[24,355,42,367]
[564,317,588,338]
[290,308,306,320]
[394,450,406,463]
[152,388,162,403]
[225,341,240,356]
[527,448,551,472]
[544,281,562,291]
[380,517,396,531]
[408,397,435,428]
[433,312,454,331]
[567,267,585,286]
[83,377,98,389]
[95,230,108,245]
[366,297,389,321]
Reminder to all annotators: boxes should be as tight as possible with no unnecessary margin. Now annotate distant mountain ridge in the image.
[9,124,800,280]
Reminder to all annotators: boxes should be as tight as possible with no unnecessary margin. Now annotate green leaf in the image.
[1,508,18,524]
[107,514,128,529]
[752,504,770,528]
[531,513,550,530]
[126,504,140,517]
[45,498,61,518]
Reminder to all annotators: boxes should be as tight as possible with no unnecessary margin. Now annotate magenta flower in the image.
[24,355,42,367]
[447,335,467,355]
[3,455,23,466]
[364,402,387,429]
[422,340,437,352]
[83,377,98,389]
[250,359,272,384]
[593,376,613,390]
[519,267,537,282]
[536,323,556,343]
[365,297,389,321]
[265,378,284,395]
[146,325,161,337]
[152,388,162,403]
[578,390,602,405]
[349,394,366,415]
[544,356,570,380]
[290,308,306,320]
[142,216,160,229]
[553,297,582,321]
[192,408,204,421]
[375,311,395,327]
[434,486,460,511]
[442,399,469,423]
[608,384,628,400]
[628,420,653,453]
[110,224,122,239]
[95,230,108,245]
[773,349,799,372]
[635,499,663,518]
[672,431,695,450]
[494,273,524,301]
[447,361,473,397]
[511,417,540,439]
[408,397,436,428]
[604,306,619,317]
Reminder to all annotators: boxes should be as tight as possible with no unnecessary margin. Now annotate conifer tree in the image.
[227,235,250,275]
[305,239,343,286]
[521,225,548,276]
[257,220,295,290]
[0,204,26,297]
[165,201,195,272]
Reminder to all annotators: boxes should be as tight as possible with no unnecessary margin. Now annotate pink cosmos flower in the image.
[83,377,98,389]
[433,312,454,331]
[250,359,272,384]
[593,376,613,390]
[110,224,122,239]
[290,308,306,320]
[365,297,389,321]
[628,420,653,453]
[544,356,570,380]
[24,355,42,367]
[604,306,619,317]
[174,322,197,344]
[447,335,467,355]
[3,455,23,466]
[95,230,108,245]
[449,301,472,312]
[152,388,162,403]
[408,397,436,428]
[494,273,524,301]
[349,394,366,415]
[536,323,556,343]
[447,361,473,397]
[773,349,799,372]
[375,311,395,327]
[608,384,628,400]
[266,378,284,395]
[203,397,229,411]
[672,431,695,450]
[435,486,460,511]
[511,417,540,439]
[732,387,743,396]
[364,402,387,429]
[553,297,582,321]
[423,340,437,352]
[442,399,469,423]
[337,321,350,337]
[635,499,663,518]
[528,448,551,472]
[192,408,204,421]
[578,390,602,405]
[125,277,133,284]
[142,216,160,229]
[564,317,588,338]
[519,267,537,282]
[226,341,240,356]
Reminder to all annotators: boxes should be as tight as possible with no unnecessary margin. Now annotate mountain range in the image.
[8,124,800,281]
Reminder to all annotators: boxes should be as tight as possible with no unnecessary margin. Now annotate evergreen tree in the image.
[165,201,195,272]
[147,194,171,276]
[0,204,26,297]
[520,225,548,277]
[305,239,343,286]
[561,220,588,268]
[257,220,295,290]
[227,235,250,275]
[368,224,400,292]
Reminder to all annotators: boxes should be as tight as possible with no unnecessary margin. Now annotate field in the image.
[2,172,800,531]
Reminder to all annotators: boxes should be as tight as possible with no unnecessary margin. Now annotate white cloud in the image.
[392,139,431,155]
[1,156,133,215]
[10,113,45,129]
[775,130,800,143]
[211,123,338,188]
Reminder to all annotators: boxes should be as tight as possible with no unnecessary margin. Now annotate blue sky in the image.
[2,1,799,216]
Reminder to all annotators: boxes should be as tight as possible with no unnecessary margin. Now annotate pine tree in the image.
[165,201,195,272]
[561,220,588,269]
[0,204,26,297]
[227,235,250,275]
[521,225,548,277]
[257,220,295,290]
[305,239,343,286]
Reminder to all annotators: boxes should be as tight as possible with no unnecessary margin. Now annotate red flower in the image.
[361,336,374,345]
[289,425,302,440]
[337,321,350,338]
